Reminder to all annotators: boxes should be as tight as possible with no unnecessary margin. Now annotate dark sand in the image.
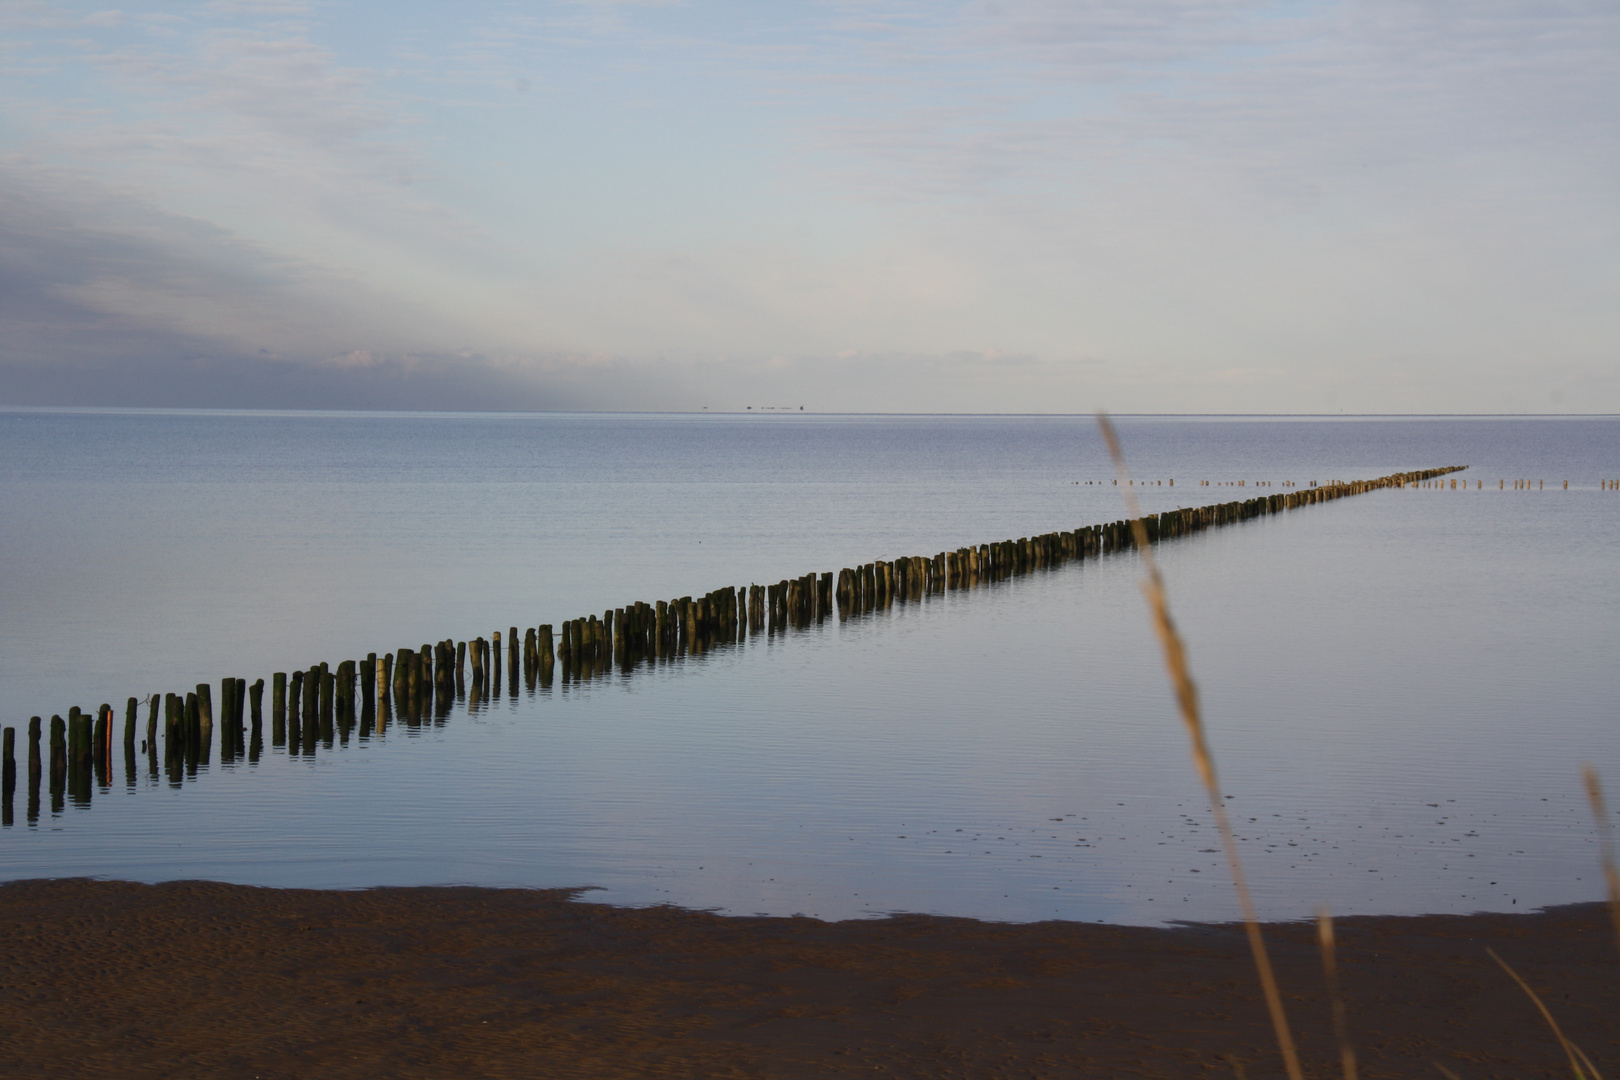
[1,879,1613,1079]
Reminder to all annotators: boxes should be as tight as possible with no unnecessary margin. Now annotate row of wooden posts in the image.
[0,464,1469,825]
[1404,478,1615,490]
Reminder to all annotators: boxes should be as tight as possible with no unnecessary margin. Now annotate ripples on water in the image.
[1,411,1615,924]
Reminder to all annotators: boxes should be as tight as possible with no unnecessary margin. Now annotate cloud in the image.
[0,1,1613,412]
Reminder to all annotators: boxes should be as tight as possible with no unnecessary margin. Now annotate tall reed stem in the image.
[1581,764,1620,958]
[1318,908,1358,1080]
[1097,413,1303,1080]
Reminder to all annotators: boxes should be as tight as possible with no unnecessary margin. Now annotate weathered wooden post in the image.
[162,694,178,759]
[99,702,115,784]
[314,664,331,741]
[359,654,375,715]
[67,708,91,803]
[2,726,15,825]
[50,715,66,811]
[272,672,287,734]
[335,660,353,740]
[222,678,238,745]
[303,665,321,747]
[196,683,213,759]
[248,679,264,762]
[123,697,138,751]
[183,691,201,767]
[26,717,41,824]
[539,624,555,685]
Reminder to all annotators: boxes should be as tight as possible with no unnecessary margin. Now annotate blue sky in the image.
[1,0,1615,411]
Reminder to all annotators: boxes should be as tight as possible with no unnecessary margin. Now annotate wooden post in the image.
[2,726,15,824]
[539,624,555,683]
[272,672,287,729]
[27,717,41,824]
[163,694,178,759]
[303,665,320,743]
[195,683,213,757]
[92,704,109,785]
[50,716,66,808]
[220,678,236,744]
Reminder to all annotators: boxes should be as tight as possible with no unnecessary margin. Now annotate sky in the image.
[1,1,1615,413]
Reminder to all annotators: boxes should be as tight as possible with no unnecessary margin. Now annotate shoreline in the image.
[2,878,1612,1078]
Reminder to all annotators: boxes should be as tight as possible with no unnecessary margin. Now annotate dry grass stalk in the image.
[1318,907,1358,1080]
[1487,948,1602,1080]
[1096,413,1303,1080]
[1581,764,1620,957]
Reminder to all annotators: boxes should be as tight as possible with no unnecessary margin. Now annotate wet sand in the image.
[0,879,1613,1079]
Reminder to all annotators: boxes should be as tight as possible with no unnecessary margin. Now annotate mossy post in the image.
[196,683,213,757]
[249,678,264,733]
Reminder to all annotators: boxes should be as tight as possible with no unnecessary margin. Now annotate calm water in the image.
[1,411,1616,924]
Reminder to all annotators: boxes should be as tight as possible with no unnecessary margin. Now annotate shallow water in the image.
[1,411,1616,924]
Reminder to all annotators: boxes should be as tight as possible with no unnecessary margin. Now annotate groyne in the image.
[3,465,1473,822]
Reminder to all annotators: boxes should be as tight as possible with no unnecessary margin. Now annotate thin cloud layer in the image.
[0,0,1614,411]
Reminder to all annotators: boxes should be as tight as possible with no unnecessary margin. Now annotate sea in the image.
[1,410,1615,925]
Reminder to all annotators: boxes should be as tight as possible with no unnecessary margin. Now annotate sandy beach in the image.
[0,879,1612,1078]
